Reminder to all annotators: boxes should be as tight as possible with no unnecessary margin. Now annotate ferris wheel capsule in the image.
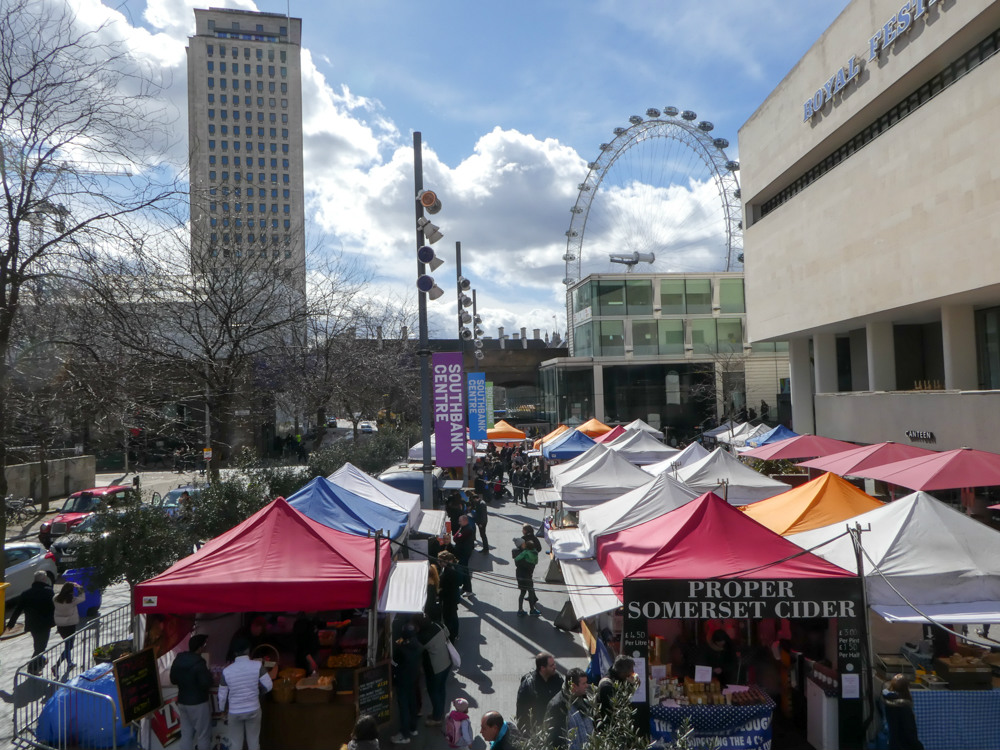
[663,106,679,116]
[646,108,661,118]
[629,115,643,125]
[681,110,697,121]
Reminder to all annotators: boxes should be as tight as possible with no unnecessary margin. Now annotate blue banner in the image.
[467,373,487,440]
[650,703,773,749]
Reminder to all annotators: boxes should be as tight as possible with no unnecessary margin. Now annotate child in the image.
[445,697,474,749]
[512,537,540,617]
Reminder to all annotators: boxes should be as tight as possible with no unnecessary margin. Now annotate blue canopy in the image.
[287,476,409,539]
[746,424,799,449]
[543,430,598,460]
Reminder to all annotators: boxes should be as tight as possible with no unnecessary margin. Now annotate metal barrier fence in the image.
[12,604,134,749]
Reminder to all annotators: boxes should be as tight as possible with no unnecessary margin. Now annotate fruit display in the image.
[326,653,364,669]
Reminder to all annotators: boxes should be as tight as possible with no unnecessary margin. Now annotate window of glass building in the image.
[716,318,744,353]
[658,320,685,355]
[690,319,717,353]
[598,320,625,356]
[686,279,712,314]
[660,279,685,315]
[597,280,625,316]
[976,306,1000,389]
[626,279,653,316]
[719,278,745,314]
[632,320,658,356]
[574,322,594,357]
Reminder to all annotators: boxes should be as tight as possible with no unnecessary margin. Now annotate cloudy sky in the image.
[73,0,847,339]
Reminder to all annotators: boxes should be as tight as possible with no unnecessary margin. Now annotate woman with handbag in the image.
[416,615,454,727]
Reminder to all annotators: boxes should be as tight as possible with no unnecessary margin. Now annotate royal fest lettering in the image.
[803,0,950,122]
[626,580,858,621]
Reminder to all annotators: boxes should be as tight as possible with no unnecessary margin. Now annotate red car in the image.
[38,485,133,548]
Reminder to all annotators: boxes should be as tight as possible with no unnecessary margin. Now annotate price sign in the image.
[113,647,163,726]
[355,661,392,725]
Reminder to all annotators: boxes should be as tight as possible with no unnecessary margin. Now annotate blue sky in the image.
[87,0,848,339]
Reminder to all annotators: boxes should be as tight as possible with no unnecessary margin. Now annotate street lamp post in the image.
[413,132,434,510]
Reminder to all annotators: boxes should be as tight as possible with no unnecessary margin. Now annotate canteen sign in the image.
[803,0,951,121]
[432,352,466,468]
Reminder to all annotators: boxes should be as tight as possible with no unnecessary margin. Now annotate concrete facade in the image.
[740,0,1000,450]
[187,9,306,285]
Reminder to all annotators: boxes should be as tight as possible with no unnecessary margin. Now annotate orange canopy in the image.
[534,424,568,450]
[487,420,526,440]
[742,472,884,536]
[576,418,613,437]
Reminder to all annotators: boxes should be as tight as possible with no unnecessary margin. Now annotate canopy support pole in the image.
[849,523,875,737]
[368,530,383,667]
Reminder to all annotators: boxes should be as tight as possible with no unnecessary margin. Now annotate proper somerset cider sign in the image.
[113,647,163,726]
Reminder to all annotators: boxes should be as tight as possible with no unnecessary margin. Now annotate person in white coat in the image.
[218,638,275,750]
[52,582,86,669]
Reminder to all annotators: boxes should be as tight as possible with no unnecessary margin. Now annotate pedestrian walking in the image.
[512,538,540,617]
[170,634,213,750]
[445,697,474,748]
[391,621,423,744]
[596,655,636,727]
[470,494,489,552]
[543,668,593,750]
[437,551,462,642]
[451,515,476,597]
[7,570,55,674]
[424,563,442,623]
[416,615,453,727]
[52,581,85,669]
[515,653,561,737]
[480,711,522,750]
[218,638,275,750]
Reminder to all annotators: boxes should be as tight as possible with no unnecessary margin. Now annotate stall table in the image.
[650,693,776,747]
[261,697,356,750]
[912,689,1000,750]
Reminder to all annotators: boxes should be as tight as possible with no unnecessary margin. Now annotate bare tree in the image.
[689,345,749,428]
[0,0,180,546]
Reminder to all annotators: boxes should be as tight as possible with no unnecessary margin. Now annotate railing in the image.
[11,674,121,750]
[12,604,133,749]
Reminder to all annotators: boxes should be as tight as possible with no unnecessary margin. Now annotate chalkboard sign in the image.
[113,646,163,726]
[355,661,392,725]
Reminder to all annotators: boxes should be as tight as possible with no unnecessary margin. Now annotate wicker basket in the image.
[251,644,280,671]
[271,677,296,704]
[295,675,333,703]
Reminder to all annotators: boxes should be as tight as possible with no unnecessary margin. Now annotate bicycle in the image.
[4,495,37,524]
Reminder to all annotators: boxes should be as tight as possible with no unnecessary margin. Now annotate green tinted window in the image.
[626,279,653,315]
[597,280,625,316]
[632,320,658,356]
[598,320,625,356]
[573,282,593,313]
[719,278,745,313]
[686,279,712,314]
[658,320,685,355]
[691,319,717,353]
[574,322,593,357]
[717,318,744,352]
[660,279,685,315]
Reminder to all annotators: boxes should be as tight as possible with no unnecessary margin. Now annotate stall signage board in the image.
[113,646,163,726]
[650,704,774,747]
[355,661,392,725]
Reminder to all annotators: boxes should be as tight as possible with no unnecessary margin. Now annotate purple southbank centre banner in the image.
[432,352,466,468]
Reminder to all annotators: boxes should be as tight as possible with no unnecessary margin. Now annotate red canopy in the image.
[595,492,852,596]
[849,447,1000,491]
[135,497,391,614]
[741,434,856,461]
[594,425,627,444]
[798,441,936,476]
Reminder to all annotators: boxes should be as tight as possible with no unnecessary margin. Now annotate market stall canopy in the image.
[593,425,627,444]
[287,476,409,539]
[717,422,763,446]
[797,442,937,477]
[533,424,569,450]
[407,435,474,463]
[486,420,526,441]
[606,430,680,466]
[551,447,653,510]
[377,560,429,614]
[741,434,856,461]
[741,472,885,536]
[732,424,772,448]
[328,462,444,537]
[550,472,699,560]
[549,443,609,476]
[746,424,798,449]
[135,497,392,614]
[642,442,711,476]
[542,429,598,461]
[787,491,1000,621]
[847,447,1000,491]
[675,448,789,505]
[576,418,613,437]
[703,420,741,438]
[623,419,664,437]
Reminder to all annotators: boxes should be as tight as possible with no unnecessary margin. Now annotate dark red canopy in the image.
[596,492,852,596]
[850,447,1000,491]
[741,434,856,461]
[135,497,391,614]
[798,441,936,476]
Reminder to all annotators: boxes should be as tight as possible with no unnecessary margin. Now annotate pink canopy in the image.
[741,434,857,461]
[595,492,853,597]
[594,425,627,444]
[849,447,1000,491]
[135,497,391,614]
[798,442,936,475]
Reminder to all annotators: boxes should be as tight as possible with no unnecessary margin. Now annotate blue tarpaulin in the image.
[287,476,409,539]
[36,663,133,749]
[747,424,799,448]
[543,430,597,460]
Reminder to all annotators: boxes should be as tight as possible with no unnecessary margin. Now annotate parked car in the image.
[3,542,57,602]
[150,484,207,518]
[38,485,133,548]
[359,421,377,433]
[50,513,115,572]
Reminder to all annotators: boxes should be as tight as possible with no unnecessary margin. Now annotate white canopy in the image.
[550,472,699,560]
[623,419,664,437]
[642,442,711,476]
[703,421,742,438]
[561,558,620,619]
[788,491,1000,619]
[328,462,421,530]
[731,424,771,448]
[377,560,429,614]
[550,448,653,511]
[715,422,756,445]
[606,430,680,466]
[676,448,788,505]
[549,443,610,482]
[407,436,474,462]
